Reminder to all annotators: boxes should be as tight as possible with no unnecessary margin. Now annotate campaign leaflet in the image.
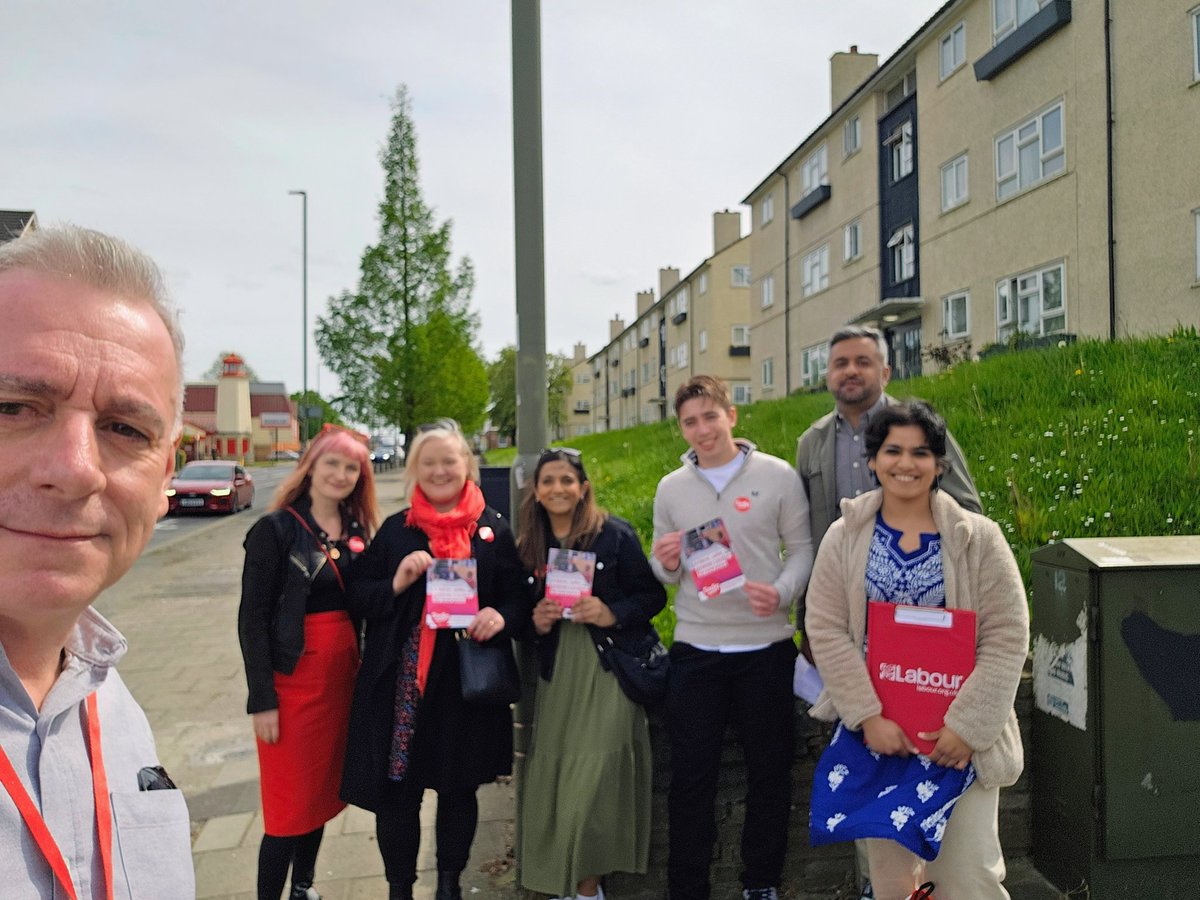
[545,548,596,619]
[681,517,746,599]
[865,601,977,755]
[425,558,479,629]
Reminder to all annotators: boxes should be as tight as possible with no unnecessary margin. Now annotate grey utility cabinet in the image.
[1030,536,1200,897]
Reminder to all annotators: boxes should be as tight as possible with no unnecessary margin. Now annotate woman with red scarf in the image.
[341,420,526,900]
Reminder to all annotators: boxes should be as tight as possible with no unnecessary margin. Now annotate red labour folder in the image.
[866,601,977,755]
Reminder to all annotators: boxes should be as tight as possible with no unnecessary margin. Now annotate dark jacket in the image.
[340,506,528,811]
[237,497,366,714]
[528,516,667,682]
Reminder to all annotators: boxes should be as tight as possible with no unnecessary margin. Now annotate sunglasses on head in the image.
[319,422,370,445]
[538,447,585,472]
[417,419,462,434]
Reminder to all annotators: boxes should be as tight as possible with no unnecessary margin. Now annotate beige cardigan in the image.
[804,489,1029,789]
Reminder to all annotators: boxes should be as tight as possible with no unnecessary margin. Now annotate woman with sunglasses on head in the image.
[341,420,527,900]
[804,401,1029,900]
[238,425,379,900]
[516,448,667,900]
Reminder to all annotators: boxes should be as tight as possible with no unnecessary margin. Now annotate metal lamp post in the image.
[288,189,308,448]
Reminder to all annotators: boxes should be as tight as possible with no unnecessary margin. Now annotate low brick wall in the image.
[522,671,1035,899]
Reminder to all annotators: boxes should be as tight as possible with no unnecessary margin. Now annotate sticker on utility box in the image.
[1032,607,1088,730]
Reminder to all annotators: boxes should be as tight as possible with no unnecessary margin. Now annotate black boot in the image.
[434,870,463,900]
[288,883,320,900]
[388,883,414,900]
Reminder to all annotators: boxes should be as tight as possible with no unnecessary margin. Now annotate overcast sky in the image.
[5,1,946,394]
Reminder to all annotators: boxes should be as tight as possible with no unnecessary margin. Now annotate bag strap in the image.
[284,506,346,592]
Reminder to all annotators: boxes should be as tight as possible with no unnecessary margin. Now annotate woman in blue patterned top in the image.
[805,401,1029,900]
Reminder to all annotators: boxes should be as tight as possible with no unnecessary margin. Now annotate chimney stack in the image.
[830,45,879,111]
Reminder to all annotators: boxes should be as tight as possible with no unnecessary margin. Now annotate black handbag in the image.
[590,625,670,707]
[456,633,521,705]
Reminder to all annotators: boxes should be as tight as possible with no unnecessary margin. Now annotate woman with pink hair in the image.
[239,426,379,900]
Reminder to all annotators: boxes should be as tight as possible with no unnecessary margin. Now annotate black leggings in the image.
[375,779,479,888]
[257,826,324,900]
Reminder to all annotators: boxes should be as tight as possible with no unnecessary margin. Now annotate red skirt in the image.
[257,611,359,836]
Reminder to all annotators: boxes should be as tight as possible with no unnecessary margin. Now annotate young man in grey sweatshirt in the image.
[651,375,814,900]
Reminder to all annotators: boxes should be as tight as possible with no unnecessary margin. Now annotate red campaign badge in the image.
[734,496,752,512]
[348,536,366,553]
[478,526,495,542]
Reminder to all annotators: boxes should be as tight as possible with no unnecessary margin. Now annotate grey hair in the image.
[402,418,481,498]
[830,325,889,366]
[0,224,185,430]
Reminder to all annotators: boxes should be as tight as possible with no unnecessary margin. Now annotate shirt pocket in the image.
[111,790,196,899]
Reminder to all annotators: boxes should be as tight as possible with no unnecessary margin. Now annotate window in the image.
[731,265,752,287]
[996,261,1065,340]
[843,116,861,157]
[943,291,970,339]
[676,341,689,369]
[941,153,969,211]
[801,144,828,195]
[760,193,775,226]
[994,0,1053,44]
[677,288,689,315]
[940,22,966,79]
[732,384,752,404]
[1194,209,1200,280]
[887,120,914,182]
[888,224,915,283]
[996,103,1064,200]
[575,372,591,384]
[762,357,775,388]
[731,324,750,347]
[1193,7,1200,81]
[844,220,862,261]
[885,69,916,110]
[801,245,830,296]
[641,320,651,340]
[760,274,775,308]
[801,343,829,387]
[699,329,708,353]
[699,272,709,295]
[642,361,652,384]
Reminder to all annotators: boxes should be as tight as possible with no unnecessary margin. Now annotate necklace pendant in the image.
[329,547,341,560]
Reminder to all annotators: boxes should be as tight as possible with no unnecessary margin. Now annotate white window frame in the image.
[677,287,689,315]
[801,244,830,296]
[801,143,829,195]
[996,261,1066,340]
[941,153,969,211]
[731,324,750,347]
[575,372,590,384]
[843,219,862,262]
[843,116,861,157]
[676,341,689,369]
[762,357,775,388]
[885,70,916,110]
[732,384,752,405]
[943,291,970,340]
[940,22,967,80]
[994,0,1052,45]
[760,274,775,308]
[699,329,708,353]
[1192,6,1200,82]
[800,342,829,388]
[699,272,709,295]
[996,102,1065,200]
[887,224,915,283]
[760,192,775,226]
[886,120,914,182]
[642,361,652,384]
[731,265,751,287]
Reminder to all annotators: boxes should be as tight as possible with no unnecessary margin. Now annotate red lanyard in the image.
[0,691,114,900]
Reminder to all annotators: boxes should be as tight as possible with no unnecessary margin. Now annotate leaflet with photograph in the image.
[545,548,597,619]
[681,517,746,599]
[425,558,479,629]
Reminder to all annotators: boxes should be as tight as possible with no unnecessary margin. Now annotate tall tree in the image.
[488,345,574,442]
[288,390,346,442]
[316,85,488,447]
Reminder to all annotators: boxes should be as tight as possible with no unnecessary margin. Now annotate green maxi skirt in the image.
[518,621,652,896]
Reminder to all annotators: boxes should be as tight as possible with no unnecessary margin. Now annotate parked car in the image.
[268,449,301,461]
[370,442,403,470]
[167,461,255,514]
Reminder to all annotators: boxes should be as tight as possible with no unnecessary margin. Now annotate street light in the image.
[288,189,308,448]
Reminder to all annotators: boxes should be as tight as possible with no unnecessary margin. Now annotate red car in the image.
[167,461,255,515]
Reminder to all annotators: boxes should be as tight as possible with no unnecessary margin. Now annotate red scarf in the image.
[406,480,486,692]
